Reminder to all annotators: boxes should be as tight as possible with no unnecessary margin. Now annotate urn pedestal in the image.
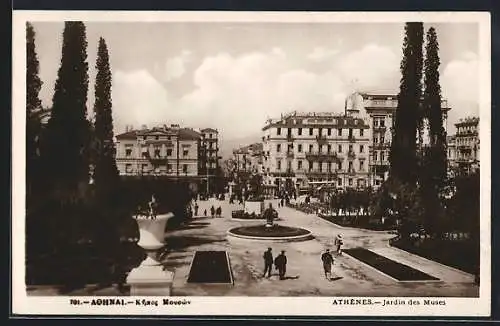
[126,213,175,296]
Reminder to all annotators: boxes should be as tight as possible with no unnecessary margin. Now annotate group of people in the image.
[262,234,344,281]
[192,201,224,218]
[263,248,288,280]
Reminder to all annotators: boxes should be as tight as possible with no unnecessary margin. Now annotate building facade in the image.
[115,125,201,177]
[262,111,371,194]
[448,117,480,174]
[232,143,264,174]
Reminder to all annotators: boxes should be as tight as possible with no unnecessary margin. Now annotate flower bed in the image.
[231,210,264,220]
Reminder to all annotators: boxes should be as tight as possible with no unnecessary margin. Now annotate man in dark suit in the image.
[263,247,273,278]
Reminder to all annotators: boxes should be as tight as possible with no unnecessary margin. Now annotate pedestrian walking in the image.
[321,249,334,280]
[194,202,199,216]
[210,205,216,218]
[216,206,222,218]
[204,209,207,217]
[334,235,343,255]
[274,250,287,280]
[280,198,284,208]
[263,247,273,278]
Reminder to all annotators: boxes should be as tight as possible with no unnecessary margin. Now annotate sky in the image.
[31,21,480,146]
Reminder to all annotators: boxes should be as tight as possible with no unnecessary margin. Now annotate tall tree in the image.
[389,22,424,185]
[92,37,119,202]
[26,22,43,202]
[423,27,447,190]
[41,21,90,205]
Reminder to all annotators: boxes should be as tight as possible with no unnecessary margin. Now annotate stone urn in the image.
[126,213,175,296]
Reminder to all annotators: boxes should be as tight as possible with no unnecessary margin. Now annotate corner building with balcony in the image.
[262,111,371,194]
[448,117,479,175]
[115,124,202,178]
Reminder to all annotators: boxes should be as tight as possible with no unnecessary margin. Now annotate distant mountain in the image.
[219,133,262,160]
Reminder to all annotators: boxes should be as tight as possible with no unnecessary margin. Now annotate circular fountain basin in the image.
[227,224,313,242]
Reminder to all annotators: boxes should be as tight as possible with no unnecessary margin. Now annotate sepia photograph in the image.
[12,11,491,316]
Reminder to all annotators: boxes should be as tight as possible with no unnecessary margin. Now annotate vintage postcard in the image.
[12,11,491,317]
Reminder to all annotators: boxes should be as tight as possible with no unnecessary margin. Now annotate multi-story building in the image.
[448,117,480,174]
[198,128,221,194]
[345,91,451,187]
[261,91,452,193]
[232,143,264,174]
[115,124,201,177]
[262,111,371,194]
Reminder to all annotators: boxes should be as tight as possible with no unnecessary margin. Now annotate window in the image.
[360,129,364,137]
[360,145,364,153]
[309,128,313,136]
[339,161,342,170]
[277,159,282,170]
[374,120,379,127]
[380,136,385,144]
[327,128,331,136]
[374,137,379,144]
[298,160,303,170]
[156,135,159,140]
[298,144,303,152]
[277,128,281,135]
[309,144,313,152]
[338,178,342,186]
[319,162,323,172]
[327,162,332,172]
[338,145,342,153]
[381,151,385,162]
[349,161,353,171]
[125,164,132,173]
[298,128,302,136]
[287,128,291,136]
[183,164,188,173]
[154,147,161,158]
[360,160,365,170]
[167,148,172,156]
[374,151,378,161]
[143,136,147,140]
[349,178,353,186]
[125,148,132,157]
[183,149,189,157]
[349,128,353,137]
[287,160,292,171]
[327,144,332,153]
[338,129,342,136]
[277,144,281,152]
[349,144,353,152]
[380,119,385,127]
[167,164,172,172]
[318,128,322,136]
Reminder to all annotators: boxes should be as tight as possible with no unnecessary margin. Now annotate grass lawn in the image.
[391,238,479,275]
[344,247,439,281]
[187,251,233,284]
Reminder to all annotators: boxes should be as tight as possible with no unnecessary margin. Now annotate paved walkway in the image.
[27,197,478,297]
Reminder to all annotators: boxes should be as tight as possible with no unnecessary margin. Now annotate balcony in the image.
[305,170,336,177]
[316,134,327,144]
[348,134,355,142]
[347,151,356,160]
[305,151,339,162]
[347,169,356,176]
[271,170,295,178]
[371,142,391,149]
[286,134,294,142]
[286,151,295,159]
[148,155,168,166]
[373,125,387,132]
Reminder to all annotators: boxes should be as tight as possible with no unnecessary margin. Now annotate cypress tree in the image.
[423,27,447,191]
[390,22,424,185]
[93,37,119,202]
[26,22,43,202]
[41,21,90,205]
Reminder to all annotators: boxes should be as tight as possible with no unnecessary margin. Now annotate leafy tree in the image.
[390,22,424,185]
[39,21,91,242]
[26,22,45,204]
